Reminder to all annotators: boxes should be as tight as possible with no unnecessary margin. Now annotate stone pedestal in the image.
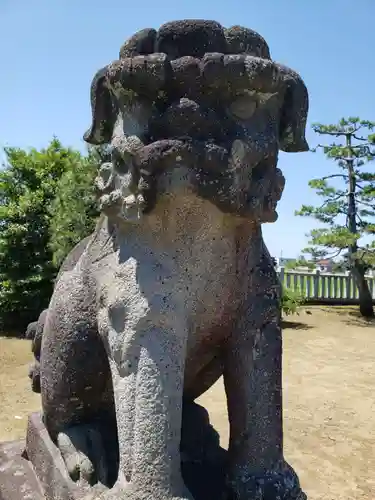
[25,412,108,500]
[0,439,44,500]
[0,409,227,500]
[0,413,107,500]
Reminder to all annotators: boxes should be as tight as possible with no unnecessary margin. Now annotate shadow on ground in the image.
[344,310,375,328]
[315,305,375,328]
[282,320,313,330]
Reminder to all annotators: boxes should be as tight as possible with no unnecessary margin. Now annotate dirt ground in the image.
[0,306,374,499]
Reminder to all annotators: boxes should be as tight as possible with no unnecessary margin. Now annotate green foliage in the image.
[296,117,375,317]
[48,145,107,267]
[284,260,298,270]
[0,139,74,329]
[297,118,375,262]
[284,256,316,270]
[281,286,305,316]
[0,140,104,330]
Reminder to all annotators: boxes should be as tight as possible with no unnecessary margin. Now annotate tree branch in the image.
[355,197,375,209]
[312,248,343,260]
[356,212,366,228]
[329,248,344,259]
[352,135,368,142]
[321,174,348,181]
[355,247,375,262]
[319,193,345,207]
[313,128,360,137]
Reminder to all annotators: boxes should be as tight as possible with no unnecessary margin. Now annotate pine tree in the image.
[296,117,375,317]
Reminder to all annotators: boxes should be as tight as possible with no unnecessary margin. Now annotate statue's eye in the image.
[229,95,257,120]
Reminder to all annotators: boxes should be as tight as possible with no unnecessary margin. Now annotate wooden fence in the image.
[277,267,375,304]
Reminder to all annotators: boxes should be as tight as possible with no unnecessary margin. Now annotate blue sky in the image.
[1,0,374,258]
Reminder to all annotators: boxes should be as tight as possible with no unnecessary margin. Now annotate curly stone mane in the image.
[84,20,308,223]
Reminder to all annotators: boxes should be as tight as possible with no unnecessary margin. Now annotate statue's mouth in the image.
[106,134,284,222]
[104,84,286,221]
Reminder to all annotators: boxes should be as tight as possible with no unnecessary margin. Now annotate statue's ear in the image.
[278,64,309,153]
[83,66,117,145]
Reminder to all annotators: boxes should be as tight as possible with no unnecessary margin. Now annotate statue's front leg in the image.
[105,318,193,500]
[223,296,306,500]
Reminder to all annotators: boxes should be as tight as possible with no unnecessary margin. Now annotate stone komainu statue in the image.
[39,20,309,500]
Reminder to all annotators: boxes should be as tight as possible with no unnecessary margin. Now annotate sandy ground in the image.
[0,306,374,499]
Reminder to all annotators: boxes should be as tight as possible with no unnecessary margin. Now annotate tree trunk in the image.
[352,265,374,318]
[344,133,374,318]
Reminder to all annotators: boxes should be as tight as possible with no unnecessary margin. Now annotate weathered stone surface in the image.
[25,413,109,500]
[0,440,44,500]
[55,236,92,283]
[3,19,309,500]
[25,321,37,340]
[28,309,47,394]
[27,237,93,395]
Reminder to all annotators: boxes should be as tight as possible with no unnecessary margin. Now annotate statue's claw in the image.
[57,424,108,486]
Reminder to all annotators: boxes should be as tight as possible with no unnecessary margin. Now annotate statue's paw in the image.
[225,462,306,500]
[57,424,108,486]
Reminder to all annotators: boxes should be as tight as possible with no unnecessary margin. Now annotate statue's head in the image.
[84,20,309,225]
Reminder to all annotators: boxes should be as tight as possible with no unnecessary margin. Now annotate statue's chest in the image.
[95,238,238,336]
